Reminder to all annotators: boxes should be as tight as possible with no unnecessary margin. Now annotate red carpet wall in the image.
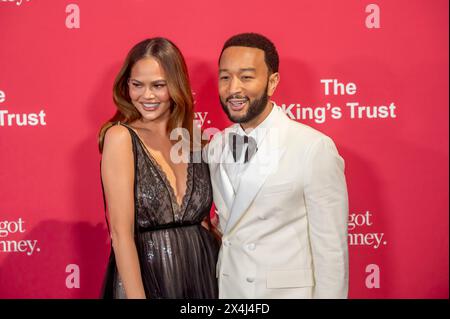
[0,0,448,298]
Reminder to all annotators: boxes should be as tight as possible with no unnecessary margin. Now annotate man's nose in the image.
[228,76,242,95]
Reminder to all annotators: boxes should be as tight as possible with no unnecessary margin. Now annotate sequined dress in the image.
[101,123,219,299]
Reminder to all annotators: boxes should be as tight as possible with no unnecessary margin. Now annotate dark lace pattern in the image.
[101,123,219,299]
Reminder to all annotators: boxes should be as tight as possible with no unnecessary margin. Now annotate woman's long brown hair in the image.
[98,37,194,152]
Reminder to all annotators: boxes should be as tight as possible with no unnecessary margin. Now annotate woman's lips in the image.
[141,102,160,111]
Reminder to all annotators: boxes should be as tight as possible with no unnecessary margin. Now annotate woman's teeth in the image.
[142,103,159,110]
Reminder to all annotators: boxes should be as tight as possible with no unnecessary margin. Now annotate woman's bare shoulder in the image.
[103,124,132,152]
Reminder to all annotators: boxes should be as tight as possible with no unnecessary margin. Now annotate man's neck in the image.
[241,101,273,133]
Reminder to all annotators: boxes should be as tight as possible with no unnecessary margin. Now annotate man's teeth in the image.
[229,100,247,106]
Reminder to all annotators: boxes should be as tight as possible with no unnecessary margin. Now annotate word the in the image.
[321,79,357,96]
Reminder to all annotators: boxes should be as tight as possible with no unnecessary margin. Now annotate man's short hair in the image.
[219,33,279,74]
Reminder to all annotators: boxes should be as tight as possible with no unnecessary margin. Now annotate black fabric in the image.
[101,123,219,299]
[229,132,258,163]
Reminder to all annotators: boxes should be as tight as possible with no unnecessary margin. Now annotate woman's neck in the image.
[135,115,170,138]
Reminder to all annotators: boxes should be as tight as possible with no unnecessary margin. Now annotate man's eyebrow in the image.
[219,68,256,72]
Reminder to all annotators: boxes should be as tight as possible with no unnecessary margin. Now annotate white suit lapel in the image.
[210,126,239,216]
[224,109,287,234]
[210,167,231,217]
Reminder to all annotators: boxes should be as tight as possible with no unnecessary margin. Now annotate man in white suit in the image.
[206,33,349,298]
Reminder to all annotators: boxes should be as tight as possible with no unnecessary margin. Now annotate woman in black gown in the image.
[99,37,219,299]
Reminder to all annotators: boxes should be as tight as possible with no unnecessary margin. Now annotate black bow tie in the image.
[229,132,258,163]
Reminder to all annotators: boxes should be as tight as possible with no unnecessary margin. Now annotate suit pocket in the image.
[261,182,294,196]
[266,268,315,289]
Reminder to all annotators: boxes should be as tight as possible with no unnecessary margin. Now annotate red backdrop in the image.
[0,0,448,298]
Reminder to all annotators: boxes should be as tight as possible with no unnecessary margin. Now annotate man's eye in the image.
[220,76,229,80]
[242,76,253,80]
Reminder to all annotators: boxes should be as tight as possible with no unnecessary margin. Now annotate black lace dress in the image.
[101,123,219,299]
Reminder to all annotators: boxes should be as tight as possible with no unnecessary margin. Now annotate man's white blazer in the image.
[207,105,349,299]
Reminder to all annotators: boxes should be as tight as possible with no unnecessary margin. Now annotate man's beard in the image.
[220,84,269,124]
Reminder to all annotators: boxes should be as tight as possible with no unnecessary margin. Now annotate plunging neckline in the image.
[119,123,193,217]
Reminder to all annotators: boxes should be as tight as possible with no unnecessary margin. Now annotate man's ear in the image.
[267,72,280,97]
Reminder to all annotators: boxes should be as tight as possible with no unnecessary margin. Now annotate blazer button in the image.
[246,277,255,283]
[223,240,231,247]
[246,243,256,251]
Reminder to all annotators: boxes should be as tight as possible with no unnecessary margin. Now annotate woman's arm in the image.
[101,125,146,299]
